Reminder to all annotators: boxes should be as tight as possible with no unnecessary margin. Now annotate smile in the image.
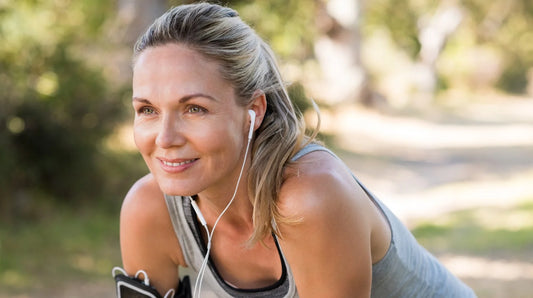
[161,159,197,167]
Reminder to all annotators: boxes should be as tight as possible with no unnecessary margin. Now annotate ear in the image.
[248,90,267,132]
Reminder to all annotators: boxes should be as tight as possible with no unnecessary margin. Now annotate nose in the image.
[155,114,186,148]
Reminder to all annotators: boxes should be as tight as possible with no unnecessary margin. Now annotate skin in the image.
[120,43,392,297]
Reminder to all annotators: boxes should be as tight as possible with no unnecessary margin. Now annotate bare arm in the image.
[278,152,375,297]
[120,174,185,295]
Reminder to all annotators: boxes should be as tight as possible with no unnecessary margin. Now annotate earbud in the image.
[247,110,256,140]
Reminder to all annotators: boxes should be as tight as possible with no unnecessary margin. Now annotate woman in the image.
[118,3,476,297]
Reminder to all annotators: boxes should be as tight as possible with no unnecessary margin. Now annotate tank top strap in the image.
[290,143,333,162]
[291,143,372,198]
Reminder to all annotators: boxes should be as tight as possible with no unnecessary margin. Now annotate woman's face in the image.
[132,43,249,196]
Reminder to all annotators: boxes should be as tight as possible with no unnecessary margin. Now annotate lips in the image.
[158,157,198,173]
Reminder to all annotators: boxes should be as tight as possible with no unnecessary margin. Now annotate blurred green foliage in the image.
[230,0,316,60]
[364,0,533,94]
[463,0,533,94]
[0,0,134,222]
[364,0,429,58]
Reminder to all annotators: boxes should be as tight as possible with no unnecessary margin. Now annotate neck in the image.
[195,147,254,230]
[196,183,253,226]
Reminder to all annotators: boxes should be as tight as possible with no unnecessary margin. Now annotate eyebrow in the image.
[132,93,218,104]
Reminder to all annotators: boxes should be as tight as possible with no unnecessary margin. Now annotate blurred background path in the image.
[328,97,533,222]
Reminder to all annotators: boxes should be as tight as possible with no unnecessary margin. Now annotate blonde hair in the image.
[133,3,317,244]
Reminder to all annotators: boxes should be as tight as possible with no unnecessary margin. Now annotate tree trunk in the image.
[413,1,463,106]
[312,0,377,106]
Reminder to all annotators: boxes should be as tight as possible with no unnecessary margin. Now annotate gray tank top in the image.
[164,143,476,297]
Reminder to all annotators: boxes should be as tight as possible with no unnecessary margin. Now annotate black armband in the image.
[112,267,191,298]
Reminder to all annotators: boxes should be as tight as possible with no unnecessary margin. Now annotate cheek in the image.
[195,121,244,158]
[194,116,242,142]
[199,127,235,152]
[133,122,156,153]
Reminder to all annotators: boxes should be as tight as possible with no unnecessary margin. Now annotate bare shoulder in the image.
[120,173,184,293]
[121,174,173,237]
[276,150,375,296]
[278,150,370,222]
[122,173,166,221]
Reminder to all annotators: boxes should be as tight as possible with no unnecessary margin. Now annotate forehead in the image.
[132,43,236,102]
[133,43,219,79]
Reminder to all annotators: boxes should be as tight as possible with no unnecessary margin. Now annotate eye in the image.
[187,105,206,114]
[138,106,156,115]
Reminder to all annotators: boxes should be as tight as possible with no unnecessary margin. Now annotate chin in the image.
[147,166,199,196]
[157,178,201,197]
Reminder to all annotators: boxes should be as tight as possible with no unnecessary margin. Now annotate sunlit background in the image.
[1,0,532,297]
